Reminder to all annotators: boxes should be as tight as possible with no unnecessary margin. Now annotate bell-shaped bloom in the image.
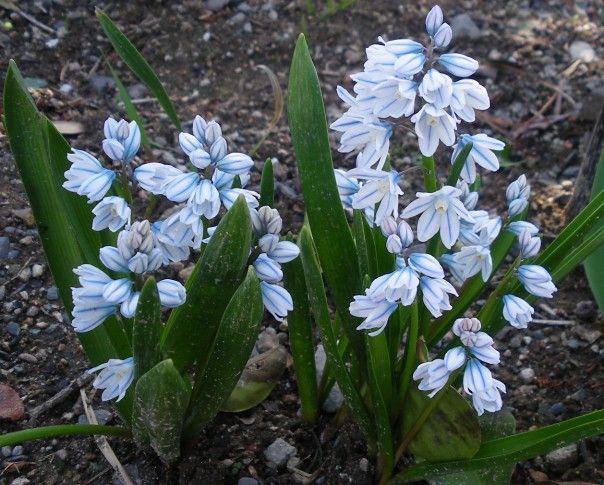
[518,230,541,258]
[452,317,481,343]
[455,245,493,281]
[419,276,458,317]
[502,294,534,329]
[411,104,457,156]
[413,359,450,398]
[508,221,539,237]
[188,179,221,219]
[444,346,466,372]
[470,378,505,416]
[463,358,493,395]
[250,206,283,237]
[260,281,293,322]
[361,76,417,118]
[134,162,182,194]
[440,253,467,284]
[425,5,443,36]
[367,260,420,305]
[64,149,116,203]
[350,294,398,336]
[506,174,531,203]
[517,264,557,298]
[450,80,490,122]
[103,118,141,163]
[432,22,452,49]
[266,241,300,263]
[120,291,140,318]
[334,169,361,209]
[92,196,130,232]
[254,253,283,283]
[451,134,505,183]
[437,53,479,77]
[157,279,187,308]
[71,265,115,332]
[408,252,445,279]
[349,169,403,225]
[418,69,453,109]
[508,198,528,217]
[386,234,403,254]
[88,357,135,402]
[402,185,474,248]
[102,278,134,305]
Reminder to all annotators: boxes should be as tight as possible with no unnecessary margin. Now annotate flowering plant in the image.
[287,5,604,483]
[2,21,298,460]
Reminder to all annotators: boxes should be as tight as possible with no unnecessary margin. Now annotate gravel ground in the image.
[1,0,603,483]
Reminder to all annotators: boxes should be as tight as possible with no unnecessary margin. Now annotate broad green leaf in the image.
[3,62,131,384]
[298,226,375,443]
[353,210,371,278]
[585,147,604,313]
[108,64,151,149]
[393,409,604,483]
[96,10,181,131]
[132,359,189,463]
[161,196,252,371]
[183,267,263,445]
[259,158,274,207]
[288,34,365,366]
[221,345,288,412]
[402,385,481,462]
[132,277,162,379]
[282,250,319,423]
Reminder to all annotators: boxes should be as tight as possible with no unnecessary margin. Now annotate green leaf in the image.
[183,267,263,445]
[585,147,604,313]
[288,34,365,366]
[96,9,181,131]
[298,226,375,443]
[282,250,319,423]
[259,158,274,207]
[446,142,473,186]
[161,196,252,371]
[132,277,162,380]
[353,210,371,278]
[132,359,189,463]
[402,385,481,462]
[108,63,151,149]
[393,409,604,483]
[221,345,288,412]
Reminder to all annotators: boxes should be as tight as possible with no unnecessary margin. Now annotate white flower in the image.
[470,378,506,416]
[517,264,557,298]
[443,346,466,371]
[413,359,450,397]
[451,134,505,183]
[437,53,479,77]
[432,22,452,49]
[260,282,293,322]
[254,253,283,283]
[266,241,300,263]
[103,118,141,163]
[134,162,182,194]
[418,69,453,109]
[440,253,467,283]
[518,229,541,258]
[451,318,499,365]
[454,245,493,281]
[419,276,458,317]
[402,186,474,248]
[502,294,534,329]
[506,174,531,203]
[71,264,115,332]
[350,295,399,336]
[425,5,444,37]
[507,221,539,237]
[92,196,130,232]
[88,357,135,402]
[411,104,457,156]
[463,358,493,395]
[349,169,403,225]
[63,149,116,202]
[365,258,421,305]
[157,279,187,308]
[450,80,490,122]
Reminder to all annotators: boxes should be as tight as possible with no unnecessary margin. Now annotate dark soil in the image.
[1,0,603,484]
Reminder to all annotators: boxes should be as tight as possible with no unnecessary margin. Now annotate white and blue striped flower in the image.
[502,294,534,329]
[451,134,505,183]
[450,80,490,123]
[102,118,141,163]
[350,294,398,336]
[411,104,457,156]
[260,281,293,322]
[413,359,450,397]
[91,196,130,232]
[63,149,116,203]
[419,275,458,317]
[88,357,135,402]
[349,168,403,225]
[517,264,557,298]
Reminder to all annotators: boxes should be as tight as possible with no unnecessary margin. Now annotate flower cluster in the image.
[334,6,558,416]
[63,115,295,401]
[413,318,503,415]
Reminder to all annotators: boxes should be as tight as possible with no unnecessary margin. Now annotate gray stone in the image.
[206,0,230,10]
[31,264,44,278]
[451,14,481,40]
[26,306,39,317]
[1,446,11,457]
[359,457,369,472]
[6,322,20,337]
[59,83,73,94]
[256,327,278,353]
[18,353,37,364]
[574,300,597,322]
[0,237,9,258]
[575,324,602,344]
[509,335,522,348]
[7,250,20,259]
[45,38,59,48]
[561,165,579,179]
[237,479,259,485]
[11,445,23,456]
[315,345,344,413]
[519,368,535,383]
[127,83,147,99]
[230,12,246,24]
[548,402,565,416]
[17,267,31,282]
[55,449,68,461]
[264,438,297,467]
[566,338,581,349]
[569,40,596,62]
[89,74,115,93]
[568,388,587,402]
[78,409,113,425]
[46,286,59,300]
[545,443,578,471]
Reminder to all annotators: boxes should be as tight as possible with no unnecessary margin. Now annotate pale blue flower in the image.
[92,196,130,232]
[254,253,283,283]
[507,221,539,237]
[508,198,528,217]
[463,358,493,394]
[411,104,457,156]
[349,168,403,225]
[455,245,493,281]
[103,118,140,163]
[250,206,282,236]
[444,346,466,372]
[88,357,135,402]
[120,292,140,318]
[451,134,505,183]
[266,241,300,263]
[440,253,467,283]
[450,80,490,122]
[432,22,452,49]
[517,264,557,298]
[418,69,453,109]
[157,279,186,307]
[365,257,421,305]
[419,275,458,317]
[413,359,450,397]
[63,149,116,202]
[425,5,443,37]
[360,76,417,118]
[102,278,134,304]
[437,53,479,77]
[350,294,398,336]
[518,229,541,258]
[134,162,181,194]
[260,281,293,322]
[470,378,505,416]
[71,264,115,332]
[502,294,534,329]
[402,185,474,248]
[506,174,530,203]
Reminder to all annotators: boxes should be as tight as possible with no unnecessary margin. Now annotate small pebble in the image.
[548,402,565,416]
[11,445,23,456]
[5,322,20,337]
[1,446,11,457]
[264,438,297,468]
[519,368,535,383]
[545,443,578,471]
[46,286,59,300]
[18,353,38,364]
[359,457,369,472]
[56,449,68,461]
[31,264,44,278]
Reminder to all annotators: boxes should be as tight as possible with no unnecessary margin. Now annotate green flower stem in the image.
[394,301,418,421]
[477,256,522,324]
[0,424,131,447]
[421,155,437,193]
[445,142,473,187]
